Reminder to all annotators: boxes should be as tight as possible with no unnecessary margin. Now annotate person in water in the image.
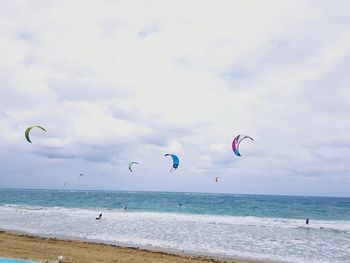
[179,203,182,207]
[305,218,310,225]
[124,206,127,211]
[96,213,102,220]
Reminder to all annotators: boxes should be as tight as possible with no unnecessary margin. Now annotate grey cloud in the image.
[138,26,160,38]
[32,142,128,164]
[48,77,131,102]
[27,121,193,165]
[173,57,193,71]
[107,106,142,122]
[303,56,350,114]
[132,121,194,148]
[32,147,75,161]
[20,55,43,67]
[107,105,199,147]
[1,0,350,196]
[17,31,40,45]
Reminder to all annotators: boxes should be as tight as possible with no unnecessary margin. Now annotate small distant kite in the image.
[25,125,47,143]
[215,177,219,183]
[79,173,84,180]
[128,162,139,172]
[164,154,179,172]
[232,135,254,156]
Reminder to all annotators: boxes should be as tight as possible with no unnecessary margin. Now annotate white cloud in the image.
[0,0,349,196]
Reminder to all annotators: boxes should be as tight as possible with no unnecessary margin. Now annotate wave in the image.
[1,204,349,232]
[1,204,349,263]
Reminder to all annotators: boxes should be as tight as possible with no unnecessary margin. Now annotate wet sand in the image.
[0,230,269,263]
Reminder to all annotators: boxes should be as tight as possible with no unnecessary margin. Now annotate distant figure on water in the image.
[96,213,102,220]
[305,218,310,225]
[124,206,127,211]
[179,203,182,207]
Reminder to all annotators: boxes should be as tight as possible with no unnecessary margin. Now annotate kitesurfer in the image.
[232,135,254,156]
[164,154,179,172]
[25,125,47,143]
[128,162,138,172]
[305,218,310,225]
[96,213,102,220]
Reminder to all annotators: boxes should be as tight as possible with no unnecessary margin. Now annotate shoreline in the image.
[0,229,274,263]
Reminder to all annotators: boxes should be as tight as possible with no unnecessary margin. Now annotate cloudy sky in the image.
[0,1,349,196]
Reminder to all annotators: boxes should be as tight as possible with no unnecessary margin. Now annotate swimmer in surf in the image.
[96,213,102,220]
[305,218,309,225]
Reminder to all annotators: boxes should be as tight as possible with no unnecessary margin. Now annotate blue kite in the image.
[164,154,179,172]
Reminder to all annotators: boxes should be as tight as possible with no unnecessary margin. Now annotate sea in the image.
[0,189,349,263]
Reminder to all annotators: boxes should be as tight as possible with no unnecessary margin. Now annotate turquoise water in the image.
[0,259,36,263]
[1,189,350,263]
[0,188,349,220]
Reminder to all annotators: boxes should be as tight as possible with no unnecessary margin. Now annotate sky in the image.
[0,0,349,197]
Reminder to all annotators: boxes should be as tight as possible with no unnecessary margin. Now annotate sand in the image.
[0,230,269,263]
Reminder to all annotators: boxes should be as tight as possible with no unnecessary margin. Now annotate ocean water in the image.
[0,189,349,263]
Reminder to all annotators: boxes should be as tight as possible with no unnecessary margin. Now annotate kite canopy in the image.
[164,153,179,171]
[232,135,254,156]
[128,161,139,172]
[25,125,47,143]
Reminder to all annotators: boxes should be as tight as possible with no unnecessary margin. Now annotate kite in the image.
[128,162,139,172]
[232,135,254,156]
[25,125,47,143]
[164,154,179,172]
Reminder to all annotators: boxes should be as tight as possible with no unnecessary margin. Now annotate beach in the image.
[0,230,265,263]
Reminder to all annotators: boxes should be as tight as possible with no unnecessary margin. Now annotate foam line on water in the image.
[1,205,350,263]
[2,204,349,232]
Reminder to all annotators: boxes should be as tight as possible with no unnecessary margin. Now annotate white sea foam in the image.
[1,205,349,263]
